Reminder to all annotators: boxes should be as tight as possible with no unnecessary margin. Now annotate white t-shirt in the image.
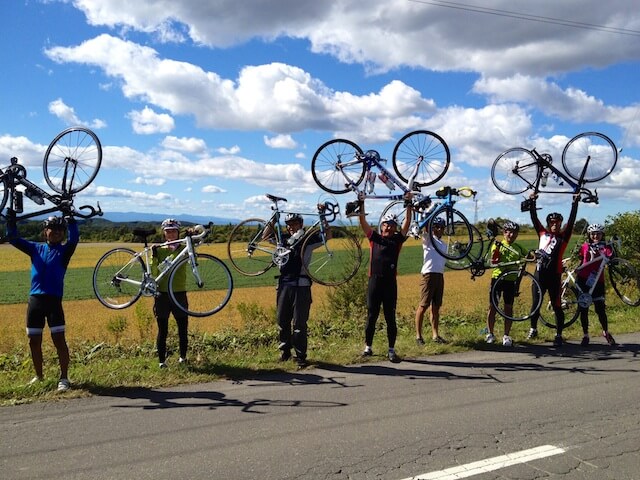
[420,233,446,274]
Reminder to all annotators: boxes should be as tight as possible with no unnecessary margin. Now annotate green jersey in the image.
[491,239,527,279]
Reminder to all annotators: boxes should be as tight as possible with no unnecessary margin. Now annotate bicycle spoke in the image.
[311,139,364,194]
[227,218,275,276]
[93,248,144,309]
[491,148,538,195]
[493,270,542,322]
[392,130,450,187]
[538,284,580,329]
[302,226,362,286]
[562,132,617,183]
[608,258,640,306]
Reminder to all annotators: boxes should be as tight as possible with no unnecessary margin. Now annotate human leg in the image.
[292,286,312,361]
[276,284,294,359]
[365,277,382,348]
[154,294,171,364]
[381,279,398,349]
[28,335,44,379]
[171,292,189,360]
[51,332,69,380]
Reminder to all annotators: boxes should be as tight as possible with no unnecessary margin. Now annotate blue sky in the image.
[2,0,639,227]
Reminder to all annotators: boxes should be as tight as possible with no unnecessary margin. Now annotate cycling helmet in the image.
[43,216,67,229]
[546,212,563,224]
[432,217,446,227]
[502,221,519,232]
[587,223,604,234]
[284,213,303,224]
[381,213,398,225]
[161,218,181,231]
[364,150,381,161]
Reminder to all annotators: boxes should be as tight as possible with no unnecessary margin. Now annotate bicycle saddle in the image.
[132,228,156,239]
[266,194,287,203]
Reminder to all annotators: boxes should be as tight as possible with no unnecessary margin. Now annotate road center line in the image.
[401,444,566,480]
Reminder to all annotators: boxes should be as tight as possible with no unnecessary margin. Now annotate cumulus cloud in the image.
[264,134,297,149]
[48,98,107,129]
[161,135,207,153]
[127,106,174,134]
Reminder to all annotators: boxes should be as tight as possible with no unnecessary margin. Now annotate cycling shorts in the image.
[490,278,516,306]
[419,272,444,308]
[26,295,65,337]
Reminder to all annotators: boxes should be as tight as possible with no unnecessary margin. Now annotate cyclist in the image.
[527,194,580,346]
[151,218,190,368]
[6,212,78,392]
[355,194,412,363]
[415,217,447,345]
[485,221,528,347]
[268,208,327,369]
[577,223,616,346]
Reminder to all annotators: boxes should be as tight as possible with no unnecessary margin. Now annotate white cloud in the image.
[161,135,207,153]
[48,98,107,129]
[127,106,174,134]
[133,177,166,186]
[216,145,240,155]
[202,185,225,193]
[264,134,297,149]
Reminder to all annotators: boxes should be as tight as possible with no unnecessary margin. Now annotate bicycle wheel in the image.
[428,208,473,260]
[445,224,484,270]
[377,200,408,234]
[491,148,539,195]
[44,127,102,194]
[0,176,8,213]
[392,130,450,188]
[169,254,234,317]
[93,248,144,309]
[227,218,276,276]
[311,139,364,194]
[562,132,617,183]
[539,283,580,329]
[608,257,640,306]
[492,269,543,322]
[302,225,362,286]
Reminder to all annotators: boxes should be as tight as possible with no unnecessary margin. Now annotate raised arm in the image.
[400,192,413,237]
[357,198,373,237]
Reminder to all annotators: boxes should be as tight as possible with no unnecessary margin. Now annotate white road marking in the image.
[401,444,566,480]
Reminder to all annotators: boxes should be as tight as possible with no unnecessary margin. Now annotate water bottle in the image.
[366,171,376,193]
[540,171,549,187]
[159,256,173,273]
[378,173,395,190]
[586,271,597,288]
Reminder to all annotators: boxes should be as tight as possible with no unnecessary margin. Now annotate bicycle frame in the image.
[561,248,611,308]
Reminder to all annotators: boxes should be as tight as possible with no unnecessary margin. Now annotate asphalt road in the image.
[1,333,639,480]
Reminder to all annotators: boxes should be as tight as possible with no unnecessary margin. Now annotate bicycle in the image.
[311,130,450,198]
[0,127,103,234]
[538,239,640,329]
[226,194,362,286]
[376,186,477,260]
[491,132,617,204]
[93,224,233,317]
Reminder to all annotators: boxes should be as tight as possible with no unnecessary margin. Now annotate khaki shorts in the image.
[419,272,444,308]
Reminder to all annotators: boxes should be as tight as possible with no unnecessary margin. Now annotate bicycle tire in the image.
[491,148,539,195]
[168,253,234,317]
[311,139,364,194]
[44,127,102,194]
[539,284,580,329]
[302,225,362,286]
[428,207,473,260]
[93,248,144,309]
[0,176,8,213]
[227,218,276,276]
[392,130,450,188]
[377,200,409,234]
[608,257,640,306]
[562,132,617,183]
[491,269,543,322]
[445,224,484,270]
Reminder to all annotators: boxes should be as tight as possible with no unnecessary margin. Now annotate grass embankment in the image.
[1,235,637,405]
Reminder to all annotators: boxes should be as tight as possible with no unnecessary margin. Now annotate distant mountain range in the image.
[99,211,240,225]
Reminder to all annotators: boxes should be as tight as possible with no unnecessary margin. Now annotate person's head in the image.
[42,216,67,244]
[161,218,181,240]
[586,223,604,242]
[380,213,399,237]
[502,220,519,244]
[546,212,563,233]
[431,216,445,238]
[284,213,304,233]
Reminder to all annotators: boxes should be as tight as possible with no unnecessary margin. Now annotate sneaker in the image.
[433,336,447,344]
[553,335,563,347]
[159,362,167,369]
[388,351,402,363]
[362,348,373,357]
[502,335,513,347]
[486,333,495,344]
[27,376,43,386]
[279,350,292,362]
[57,378,70,392]
[416,337,425,346]
[178,357,186,364]
[526,328,538,340]
[603,332,617,346]
[295,357,308,368]
[581,335,590,346]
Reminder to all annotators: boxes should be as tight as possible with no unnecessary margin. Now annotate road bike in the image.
[376,186,477,260]
[491,132,617,204]
[538,239,640,329]
[227,194,362,286]
[311,130,450,198]
[93,224,233,317]
[1,127,103,237]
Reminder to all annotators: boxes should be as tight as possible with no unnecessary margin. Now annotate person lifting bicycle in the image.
[6,210,78,392]
[576,223,616,346]
[527,193,580,346]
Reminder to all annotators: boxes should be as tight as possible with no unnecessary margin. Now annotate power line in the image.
[408,0,640,37]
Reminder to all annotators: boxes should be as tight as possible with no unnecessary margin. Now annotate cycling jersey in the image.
[490,240,527,279]
[366,230,406,277]
[577,241,612,284]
